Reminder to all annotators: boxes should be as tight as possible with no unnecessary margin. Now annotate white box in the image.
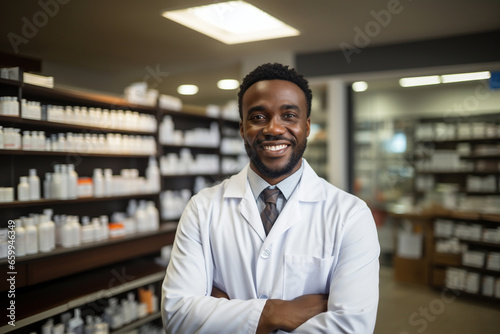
[462,250,485,268]
[23,72,54,88]
[482,276,495,296]
[434,219,454,238]
[486,252,500,271]
[397,231,423,259]
[465,272,481,294]
[446,267,467,290]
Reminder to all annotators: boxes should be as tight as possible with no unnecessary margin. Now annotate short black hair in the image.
[238,63,312,119]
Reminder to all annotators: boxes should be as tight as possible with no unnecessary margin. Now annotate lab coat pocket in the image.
[283,254,334,300]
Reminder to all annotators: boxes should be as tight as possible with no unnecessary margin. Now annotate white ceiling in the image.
[1,0,500,105]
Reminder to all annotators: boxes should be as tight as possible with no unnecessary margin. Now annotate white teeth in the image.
[264,144,287,151]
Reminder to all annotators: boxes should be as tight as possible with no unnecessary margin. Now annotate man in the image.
[162,63,380,333]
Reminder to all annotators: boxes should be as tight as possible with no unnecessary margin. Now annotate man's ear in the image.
[306,118,311,137]
[239,121,244,138]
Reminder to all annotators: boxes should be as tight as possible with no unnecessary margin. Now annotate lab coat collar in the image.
[223,159,325,202]
[223,160,326,242]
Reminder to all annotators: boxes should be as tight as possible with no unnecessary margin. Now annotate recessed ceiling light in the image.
[217,79,239,90]
[161,1,300,45]
[399,75,441,87]
[177,84,199,95]
[352,81,368,92]
[441,71,491,83]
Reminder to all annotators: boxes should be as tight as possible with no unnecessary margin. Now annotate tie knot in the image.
[262,188,280,204]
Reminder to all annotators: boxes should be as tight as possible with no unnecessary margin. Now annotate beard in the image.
[244,135,307,180]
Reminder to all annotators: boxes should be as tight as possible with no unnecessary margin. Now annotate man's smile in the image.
[262,144,289,151]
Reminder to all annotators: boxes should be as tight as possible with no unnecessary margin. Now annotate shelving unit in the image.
[386,113,500,301]
[430,213,500,298]
[0,76,241,332]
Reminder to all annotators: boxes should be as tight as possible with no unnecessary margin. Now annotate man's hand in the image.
[257,294,329,334]
[211,286,229,299]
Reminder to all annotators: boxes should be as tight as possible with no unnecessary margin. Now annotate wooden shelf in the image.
[160,143,220,151]
[0,222,176,290]
[417,137,500,144]
[162,173,221,178]
[159,105,218,121]
[111,312,161,334]
[20,83,158,114]
[0,257,166,331]
[460,154,500,160]
[0,115,156,135]
[0,192,160,209]
[0,149,154,158]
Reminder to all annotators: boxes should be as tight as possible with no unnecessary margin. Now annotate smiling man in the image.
[162,63,380,333]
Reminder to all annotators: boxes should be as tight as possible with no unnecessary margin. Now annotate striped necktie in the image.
[260,188,280,235]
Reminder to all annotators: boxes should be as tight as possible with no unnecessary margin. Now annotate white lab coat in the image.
[162,160,380,333]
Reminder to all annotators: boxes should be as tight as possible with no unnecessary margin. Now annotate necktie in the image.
[260,188,280,235]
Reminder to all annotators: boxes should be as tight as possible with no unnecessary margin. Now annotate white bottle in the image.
[28,169,40,200]
[22,130,32,150]
[13,128,21,149]
[44,173,52,199]
[135,201,147,232]
[41,318,54,334]
[52,165,63,200]
[61,217,74,248]
[67,164,78,199]
[14,219,26,257]
[80,217,94,244]
[93,168,104,197]
[25,217,38,254]
[91,217,101,241]
[146,157,160,193]
[0,126,3,149]
[70,216,81,247]
[103,168,113,196]
[100,215,109,241]
[43,209,56,251]
[17,176,30,201]
[38,214,55,253]
[146,201,159,231]
[68,308,84,334]
[60,164,68,199]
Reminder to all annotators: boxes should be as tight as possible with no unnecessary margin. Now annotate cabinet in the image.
[0,77,238,332]
[388,113,500,302]
[430,212,500,300]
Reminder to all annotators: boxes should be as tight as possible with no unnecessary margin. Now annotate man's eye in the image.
[250,114,265,120]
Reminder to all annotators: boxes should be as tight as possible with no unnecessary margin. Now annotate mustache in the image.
[255,135,294,146]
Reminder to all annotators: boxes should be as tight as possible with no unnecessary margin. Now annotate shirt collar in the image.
[247,160,304,200]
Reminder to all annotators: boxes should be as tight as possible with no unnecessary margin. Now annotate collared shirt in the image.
[247,160,304,215]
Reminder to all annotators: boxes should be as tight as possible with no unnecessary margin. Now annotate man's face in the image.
[240,79,310,184]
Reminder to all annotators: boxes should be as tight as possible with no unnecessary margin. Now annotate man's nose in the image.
[263,116,286,136]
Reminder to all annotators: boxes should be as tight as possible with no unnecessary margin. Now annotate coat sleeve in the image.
[286,204,380,334]
[161,197,267,334]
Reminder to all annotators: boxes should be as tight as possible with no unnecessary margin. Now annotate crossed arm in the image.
[211,287,328,334]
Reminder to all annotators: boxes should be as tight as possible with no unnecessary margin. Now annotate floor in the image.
[375,266,500,334]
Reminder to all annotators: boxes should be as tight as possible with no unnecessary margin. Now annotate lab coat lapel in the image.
[263,160,325,247]
[224,165,266,241]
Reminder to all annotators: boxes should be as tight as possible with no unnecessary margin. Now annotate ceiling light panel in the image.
[162,1,300,44]
[399,75,441,87]
[441,71,491,83]
[352,81,368,92]
[217,79,239,90]
[177,84,199,95]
